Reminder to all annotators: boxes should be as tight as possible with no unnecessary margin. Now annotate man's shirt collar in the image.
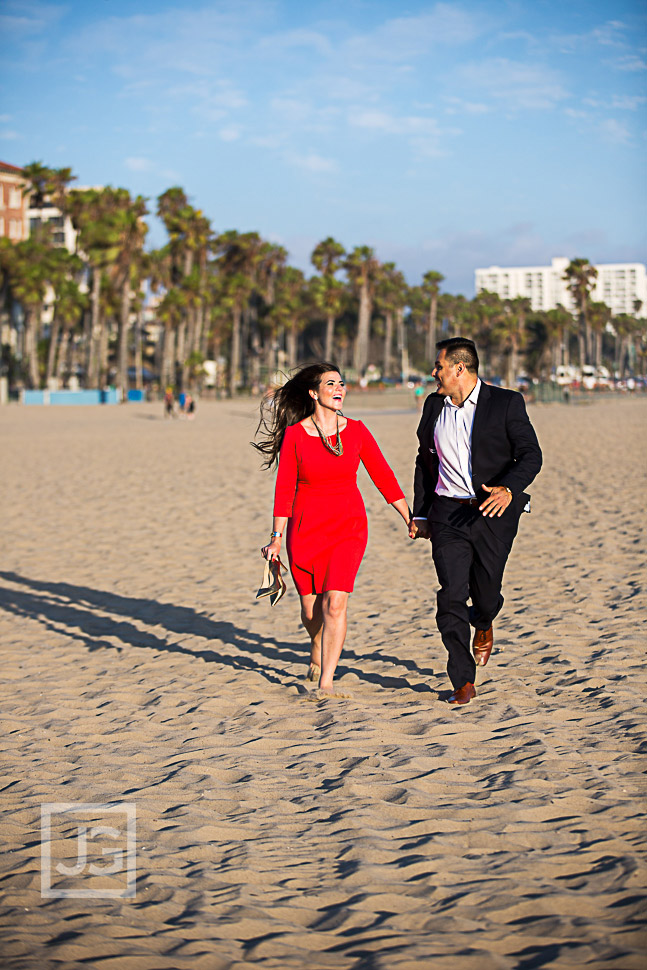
[443,378,481,410]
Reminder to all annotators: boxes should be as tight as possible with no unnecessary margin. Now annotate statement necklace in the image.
[310,411,344,457]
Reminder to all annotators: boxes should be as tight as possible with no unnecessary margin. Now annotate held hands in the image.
[408,518,430,540]
[479,484,512,518]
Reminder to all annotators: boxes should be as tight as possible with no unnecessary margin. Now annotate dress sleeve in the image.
[358,421,405,504]
[273,425,299,516]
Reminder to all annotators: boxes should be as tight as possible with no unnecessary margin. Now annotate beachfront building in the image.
[0,161,29,242]
[475,257,647,318]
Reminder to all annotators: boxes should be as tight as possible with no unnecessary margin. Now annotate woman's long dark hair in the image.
[253,362,342,468]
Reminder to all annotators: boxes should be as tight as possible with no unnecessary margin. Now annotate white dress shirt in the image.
[433,378,481,499]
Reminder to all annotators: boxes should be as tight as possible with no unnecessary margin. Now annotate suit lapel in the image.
[419,392,444,443]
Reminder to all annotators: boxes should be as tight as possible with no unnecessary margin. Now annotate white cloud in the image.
[288,152,338,174]
[270,98,312,124]
[598,118,631,144]
[443,96,490,116]
[344,3,487,64]
[0,1,66,37]
[125,157,153,172]
[257,28,332,57]
[583,95,647,112]
[592,21,629,48]
[613,55,647,72]
[347,108,460,158]
[349,110,442,136]
[457,58,568,111]
[219,126,242,142]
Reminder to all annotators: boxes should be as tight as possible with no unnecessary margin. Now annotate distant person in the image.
[409,338,542,706]
[185,394,196,418]
[414,382,426,411]
[254,362,412,695]
[164,387,176,418]
[178,390,186,412]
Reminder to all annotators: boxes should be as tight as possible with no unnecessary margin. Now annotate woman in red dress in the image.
[255,363,412,695]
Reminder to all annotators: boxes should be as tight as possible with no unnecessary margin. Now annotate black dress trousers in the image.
[429,496,515,689]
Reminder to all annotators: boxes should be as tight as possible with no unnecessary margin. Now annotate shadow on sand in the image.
[0,571,438,696]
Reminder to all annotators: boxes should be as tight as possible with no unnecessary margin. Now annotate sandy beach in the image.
[1,392,645,970]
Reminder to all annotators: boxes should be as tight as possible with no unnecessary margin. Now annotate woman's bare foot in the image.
[306,662,321,683]
[306,686,352,700]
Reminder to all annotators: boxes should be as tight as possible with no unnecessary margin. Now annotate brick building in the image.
[0,161,28,241]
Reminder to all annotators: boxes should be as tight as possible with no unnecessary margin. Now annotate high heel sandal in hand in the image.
[256,558,287,606]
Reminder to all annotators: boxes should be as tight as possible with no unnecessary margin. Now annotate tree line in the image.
[0,162,645,396]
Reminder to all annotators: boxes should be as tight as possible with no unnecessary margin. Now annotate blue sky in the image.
[1,0,646,294]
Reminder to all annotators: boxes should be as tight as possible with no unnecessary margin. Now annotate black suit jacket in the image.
[413,382,543,541]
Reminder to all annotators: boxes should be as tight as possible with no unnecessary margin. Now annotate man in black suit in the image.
[410,337,542,705]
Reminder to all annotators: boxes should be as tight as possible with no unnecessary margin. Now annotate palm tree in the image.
[270,266,308,369]
[311,237,346,359]
[109,190,148,397]
[544,305,573,372]
[51,275,88,386]
[563,258,598,370]
[588,301,612,370]
[421,270,444,367]
[66,187,123,386]
[495,297,530,388]
[22,161,76,210]
[157,288,186,389]
[471,290,504,375]
[344,245,380,377]
[2,237,52,387]
[375,262,408,378]
[212,230,263,396]
[45,248,84,386]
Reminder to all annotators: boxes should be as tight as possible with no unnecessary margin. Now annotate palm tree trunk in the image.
[353,282,371,376]
[396,308,408,384]
[577,310,586,373]
[135,308,144,391]
[176,318,187,391]
[46,317,61,388]
[229,303,242,397]
[325,313,335,361]
[57,327,71,386]
[383,311,393,377]
[425,294,438,366]
[87,267,101,387]
[162,325,175,389]
[98,318,110,387]
[585,319,593,366]
[117,277,131,398]
[194,303,204,360]
[507,333,519,389]
[287,321,298,369]
[23,307,40,389]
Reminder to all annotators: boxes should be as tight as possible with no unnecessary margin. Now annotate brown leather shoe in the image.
[473,625,493,666]
[447,682,476,705]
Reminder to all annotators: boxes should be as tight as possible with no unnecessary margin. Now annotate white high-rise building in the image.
[475,257,646,318]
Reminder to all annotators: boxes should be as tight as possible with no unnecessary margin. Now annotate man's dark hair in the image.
[436,337,479,374]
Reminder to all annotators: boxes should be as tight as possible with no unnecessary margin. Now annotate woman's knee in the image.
[323,591,348,619]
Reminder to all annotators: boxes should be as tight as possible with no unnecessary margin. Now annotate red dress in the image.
[273,418,404,594]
